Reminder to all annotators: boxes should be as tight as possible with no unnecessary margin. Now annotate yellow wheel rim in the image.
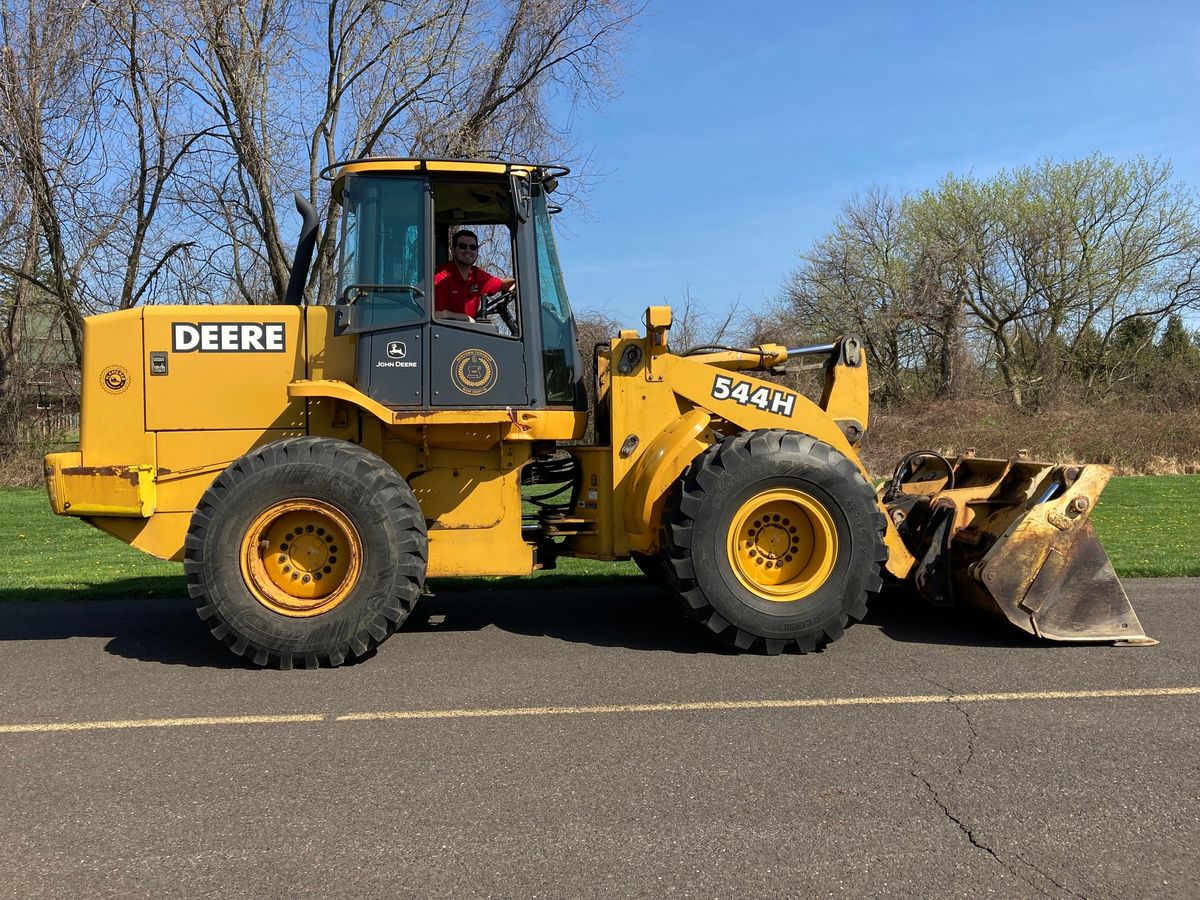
[240,499,362,617]
[726,489,838,602]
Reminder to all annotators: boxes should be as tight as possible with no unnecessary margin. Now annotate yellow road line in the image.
[335,686,1200,722]
[3,687,1197,735]
[0,714,325,735]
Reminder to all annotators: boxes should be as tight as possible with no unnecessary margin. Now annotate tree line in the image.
[758,154,1200,411]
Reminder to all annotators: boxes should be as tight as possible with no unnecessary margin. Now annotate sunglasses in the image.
[456,243,478,251]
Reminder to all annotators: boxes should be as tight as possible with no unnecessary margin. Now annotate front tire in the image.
[662,430,886,654]
[184,437,427,668]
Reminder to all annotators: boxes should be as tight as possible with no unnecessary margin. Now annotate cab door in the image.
[428,319,528,408]
[335,174,429,408]
[427,180,528,409]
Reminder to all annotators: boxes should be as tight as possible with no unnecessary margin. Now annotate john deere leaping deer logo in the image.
[101,365,129,394]
[451,349,498,396]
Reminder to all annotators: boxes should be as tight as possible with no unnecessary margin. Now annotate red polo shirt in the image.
[433,262,504,318]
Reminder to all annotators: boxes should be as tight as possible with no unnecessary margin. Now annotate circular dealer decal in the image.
[101,365,129,394]
[451,349,498,396]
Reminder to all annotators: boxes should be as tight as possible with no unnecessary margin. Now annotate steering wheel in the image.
[485,286,517,313]
[485,287,519,333]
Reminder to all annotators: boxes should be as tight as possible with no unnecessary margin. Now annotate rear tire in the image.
[662,430,886,654]
[184,437,427,668]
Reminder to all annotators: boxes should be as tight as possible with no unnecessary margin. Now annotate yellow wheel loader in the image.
[43,158,1154,667]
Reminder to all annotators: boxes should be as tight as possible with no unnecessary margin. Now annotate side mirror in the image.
[511,173,531,222]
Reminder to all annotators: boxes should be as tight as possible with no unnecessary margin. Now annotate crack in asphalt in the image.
[911,767,1023,879]
[1013,849,1088,900]
[912,692,1086,899]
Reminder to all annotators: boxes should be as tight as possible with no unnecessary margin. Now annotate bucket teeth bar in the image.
[884,454,1155,646]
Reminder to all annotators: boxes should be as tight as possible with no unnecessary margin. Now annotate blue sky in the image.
[553,1,1200,328]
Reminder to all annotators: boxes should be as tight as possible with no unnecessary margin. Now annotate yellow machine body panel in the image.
[79,308,155,468]
[564,321,914,577]
[411,459,533,577]
[44,452,155,517]
[142,307,306,432]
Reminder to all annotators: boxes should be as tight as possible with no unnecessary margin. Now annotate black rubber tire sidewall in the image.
[690,465,872,639]
[665,430,886,650]
[185,438,426,665]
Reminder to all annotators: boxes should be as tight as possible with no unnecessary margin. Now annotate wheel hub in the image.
[728,489,838,601]
[241,500,362,617]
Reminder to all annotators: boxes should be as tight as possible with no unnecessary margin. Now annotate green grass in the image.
[0,488,182,602]
[1,475,1196,602]
[1089,475,1200,577]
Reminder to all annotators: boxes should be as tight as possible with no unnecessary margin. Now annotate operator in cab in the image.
[434,230,515,321]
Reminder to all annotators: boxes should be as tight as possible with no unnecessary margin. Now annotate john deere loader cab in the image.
[330,160,584,412]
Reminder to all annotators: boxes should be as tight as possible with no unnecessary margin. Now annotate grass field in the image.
[1,476,1197,602]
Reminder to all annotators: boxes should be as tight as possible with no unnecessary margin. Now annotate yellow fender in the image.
[623,409,712,540]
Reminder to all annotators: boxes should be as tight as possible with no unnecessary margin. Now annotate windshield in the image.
[532,187,578,403]
[339,175,426,328]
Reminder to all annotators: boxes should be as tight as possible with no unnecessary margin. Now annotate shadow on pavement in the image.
[413,583,727,655]
[861,592,1047,650]
[0,595,250,669]
[419,582,1048,652]
[0,579,1051,669]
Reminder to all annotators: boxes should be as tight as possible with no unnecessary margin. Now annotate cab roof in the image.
[323,156,568,182]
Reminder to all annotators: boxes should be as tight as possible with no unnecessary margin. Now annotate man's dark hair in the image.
[452,230,478,248]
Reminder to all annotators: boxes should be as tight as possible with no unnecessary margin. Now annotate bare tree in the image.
[779,188,924,403]
[0,0,114,361]
[100,0,212,309]
[168,0,641,305]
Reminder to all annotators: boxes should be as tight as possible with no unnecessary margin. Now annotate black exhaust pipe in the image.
[283,193,319,305]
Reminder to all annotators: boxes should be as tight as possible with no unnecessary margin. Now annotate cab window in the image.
[339,175,426,329]
[432,179,520,336]
[532,186,577,402]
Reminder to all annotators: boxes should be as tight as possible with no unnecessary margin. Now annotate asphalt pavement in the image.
[1,578,1197,899]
